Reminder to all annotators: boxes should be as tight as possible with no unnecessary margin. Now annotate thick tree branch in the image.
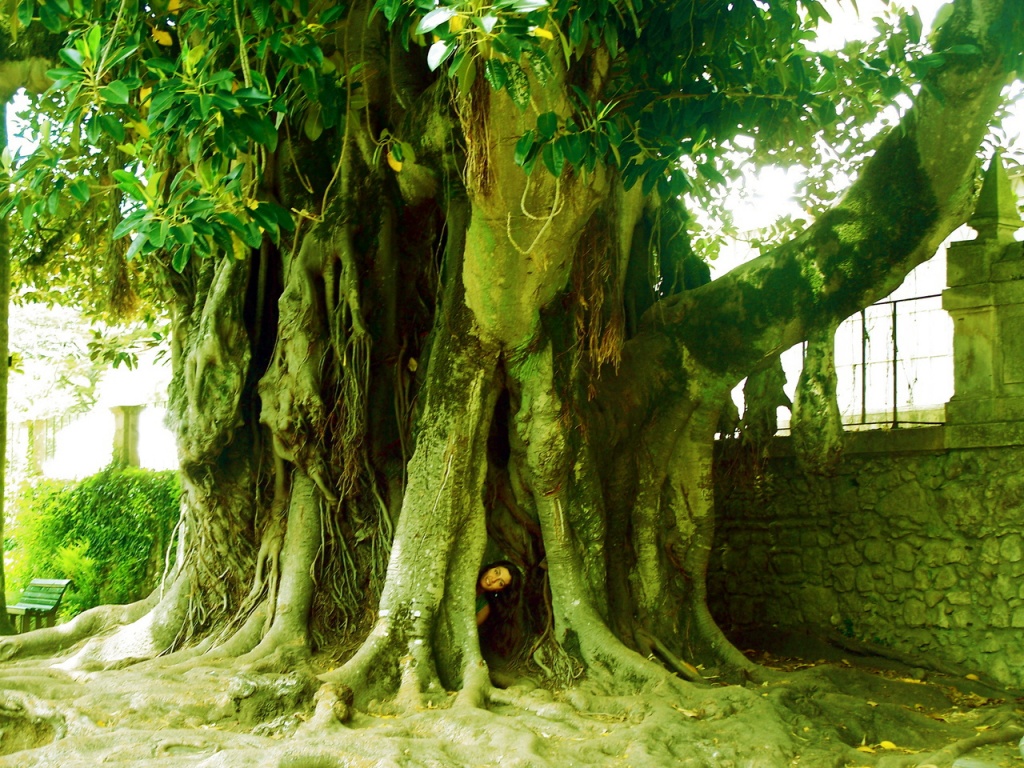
[649,0,1018,382]
[0,23,61,98]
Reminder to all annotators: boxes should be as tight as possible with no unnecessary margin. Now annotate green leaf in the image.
[904,8,922,44]
[69,179,91,203]
[537,111,558,140]
[303,106,324,141]
[416,7,457,34]
[514,129,536,166]
[170,223,195,245]
[542,140,564,177]
[149,220,169,248]
[233,87,273,105]
[99,80,131,105]
[250,205,280,242]
[112,169,141,187]
[698,162,726,185]
[98,114,125,142]
[641,167,660,196]
[113,211,145,239]
[484,59,508,91]
[17,0,34,29]
[106,45,139,70]
[145,57,178,74]
[604,121,622,147]
[321,4,346,23]
[427,40,456,71]
[562,132,585,167]
[945,44,981,56]
[126,231,149,260]
[505,63,530,111]
[85,23,102,58]
[241,220,262,248]
[668,172,690,197]
[47,189,61,216]
[39,3,61,31]
[211,92,240,111]
[171,246,191,273]
[250,0,271,28]
[472,14,498,34]
[59,48,85,69]
[527,51,554,86]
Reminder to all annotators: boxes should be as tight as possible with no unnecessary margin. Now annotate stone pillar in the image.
[111,405,143,467]
[943,153,1024,427]
[27,419,47,475]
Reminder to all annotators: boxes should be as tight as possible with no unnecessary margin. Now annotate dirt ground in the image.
[0,633,1021,767]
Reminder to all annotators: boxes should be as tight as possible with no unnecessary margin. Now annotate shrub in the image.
[5,466,181,618]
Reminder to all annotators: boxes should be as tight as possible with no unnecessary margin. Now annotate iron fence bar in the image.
[860,308,868,425]
[852,292,945,430]
[891,300,899,428]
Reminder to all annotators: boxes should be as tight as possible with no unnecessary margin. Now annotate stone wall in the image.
[709,425,1024,688]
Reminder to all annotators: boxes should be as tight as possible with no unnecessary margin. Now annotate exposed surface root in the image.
[53,575,190,672]
[0,644,1021,767]
[0,592,159,663]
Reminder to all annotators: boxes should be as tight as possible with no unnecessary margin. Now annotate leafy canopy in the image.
[2,0,999,284]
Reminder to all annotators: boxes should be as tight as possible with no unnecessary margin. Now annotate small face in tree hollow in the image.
[476,561,520,627]
[479,565,512,593]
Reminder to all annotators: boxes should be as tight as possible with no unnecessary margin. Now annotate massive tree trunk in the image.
[0,0,1019,715]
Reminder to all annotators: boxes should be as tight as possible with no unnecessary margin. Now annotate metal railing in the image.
[833,292,952,429]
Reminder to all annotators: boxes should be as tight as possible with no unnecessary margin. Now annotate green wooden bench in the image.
[6,579,72,633]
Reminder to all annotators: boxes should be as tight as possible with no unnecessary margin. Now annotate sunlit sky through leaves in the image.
[716,0,1024,274]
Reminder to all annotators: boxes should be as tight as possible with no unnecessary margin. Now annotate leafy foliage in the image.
[3,0,981,282]
[5,466,181,617]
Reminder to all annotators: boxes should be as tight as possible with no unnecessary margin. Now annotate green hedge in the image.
[5,466,181,618]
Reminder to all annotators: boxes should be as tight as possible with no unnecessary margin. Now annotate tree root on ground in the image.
[0,643,1020,767]
[0,588,164,664]
[899,723,1024,768]
[51,576,190,672]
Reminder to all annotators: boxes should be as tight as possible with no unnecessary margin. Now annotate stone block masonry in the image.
[709,426,1024,688]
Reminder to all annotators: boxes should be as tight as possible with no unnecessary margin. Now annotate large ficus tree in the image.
[0,0,1021,709]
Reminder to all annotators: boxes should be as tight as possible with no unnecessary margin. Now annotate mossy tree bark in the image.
[0,0,1018,712]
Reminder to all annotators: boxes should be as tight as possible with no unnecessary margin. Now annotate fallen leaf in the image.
[965,673,980,681]
[880,741,899,750]
[856,746,876,754]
